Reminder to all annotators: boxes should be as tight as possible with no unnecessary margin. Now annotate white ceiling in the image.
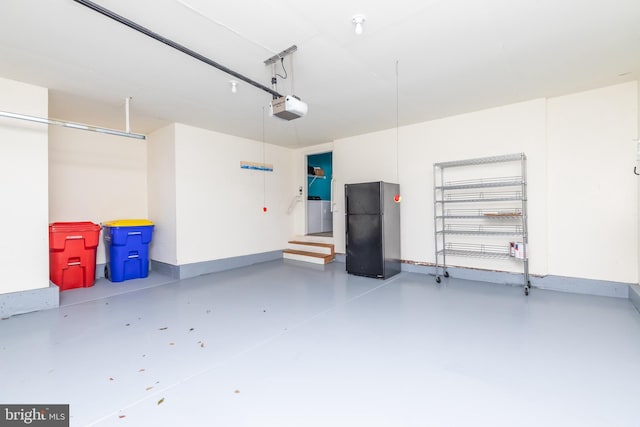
[1,0,639,147]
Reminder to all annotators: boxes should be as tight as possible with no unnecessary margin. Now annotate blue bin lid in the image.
[102,219,153,227]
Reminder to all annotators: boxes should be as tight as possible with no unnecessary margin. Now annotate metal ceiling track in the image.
[72,0,282,99]
[264,45,297,65]
[0,111,146,140]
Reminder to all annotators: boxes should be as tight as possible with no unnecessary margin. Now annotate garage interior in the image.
[1,0,640,425]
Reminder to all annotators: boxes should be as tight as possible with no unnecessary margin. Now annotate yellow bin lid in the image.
[102,219,154,227]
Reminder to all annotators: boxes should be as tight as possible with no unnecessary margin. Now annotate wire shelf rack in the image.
[437,223,523,235]
[438,243,513,259]
[438,176,523,190]
[441,190,522,203]
[433,153,530,294]
[437,208,523,219]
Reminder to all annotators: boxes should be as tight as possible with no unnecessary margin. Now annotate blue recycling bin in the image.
[102,219,154,282]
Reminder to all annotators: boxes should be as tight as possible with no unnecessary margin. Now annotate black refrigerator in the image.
[345,181,401,279]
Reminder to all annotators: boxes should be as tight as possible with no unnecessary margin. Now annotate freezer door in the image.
[346,214,383,277]
[382,182,401,277]
[345,182,382,215]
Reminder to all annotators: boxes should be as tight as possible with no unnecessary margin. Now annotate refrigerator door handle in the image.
[344,193,348,234]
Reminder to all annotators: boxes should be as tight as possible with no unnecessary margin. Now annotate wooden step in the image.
[287,241,334,255]
[290,235,334,245]
[283,249,334,264]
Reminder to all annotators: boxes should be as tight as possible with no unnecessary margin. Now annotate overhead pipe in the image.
[72,0,283,99]
[0,111,146,140]
[125,96,131,133]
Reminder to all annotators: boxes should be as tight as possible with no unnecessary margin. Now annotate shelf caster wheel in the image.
[104,266,109,280]
[443,271,449,278]
[435,276,441,284]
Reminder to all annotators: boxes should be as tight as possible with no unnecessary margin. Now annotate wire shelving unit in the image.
[433,153,530,295]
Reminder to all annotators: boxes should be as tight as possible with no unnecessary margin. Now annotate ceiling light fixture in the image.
[352,14,366,35]
[230,80,238,93]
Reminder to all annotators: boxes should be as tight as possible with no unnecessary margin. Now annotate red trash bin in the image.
[49,222,101,291]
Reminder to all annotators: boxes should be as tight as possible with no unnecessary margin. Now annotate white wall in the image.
[51,118,296,269]
[637,79,640,286]
[174,124,294,265]
[306,81,638,283]
[147,124,177,265]
[48,126,148,264]
[332,99,548,275]
[332,129,405,256]
[0,77,49,294]
[5,75,635,291]
[547,82,637,283]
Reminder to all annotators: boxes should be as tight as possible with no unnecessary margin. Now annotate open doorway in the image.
[306,152,333,237]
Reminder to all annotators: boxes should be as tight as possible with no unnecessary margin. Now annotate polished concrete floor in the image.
[1,260,639,426]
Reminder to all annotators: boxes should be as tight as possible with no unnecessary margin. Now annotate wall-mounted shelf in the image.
[433,153,530,295]
[308,174,327,186]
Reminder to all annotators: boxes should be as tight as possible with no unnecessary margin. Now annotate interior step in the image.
[283,249,334,264]
[290,234,334,244]
[287,241,334,255]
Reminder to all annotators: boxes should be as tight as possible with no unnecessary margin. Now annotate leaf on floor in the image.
[118,415,126,419]
[157,398,165,405]
[158,327,168,331]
